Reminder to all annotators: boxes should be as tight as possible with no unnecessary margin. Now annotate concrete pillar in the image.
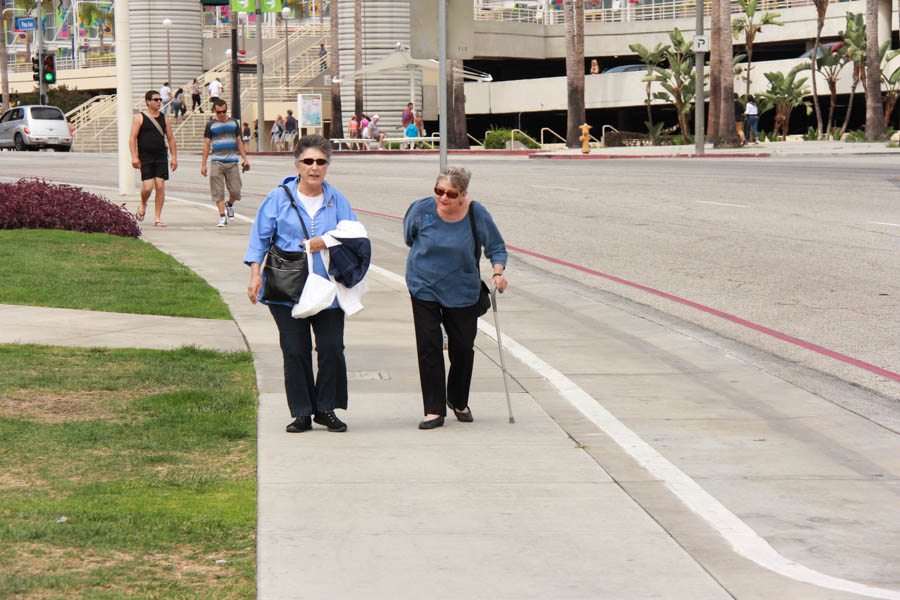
[879,0,892,49]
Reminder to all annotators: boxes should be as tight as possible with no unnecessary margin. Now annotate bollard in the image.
[579,123,592,154]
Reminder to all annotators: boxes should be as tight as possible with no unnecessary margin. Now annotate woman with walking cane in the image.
[403,166,508,430]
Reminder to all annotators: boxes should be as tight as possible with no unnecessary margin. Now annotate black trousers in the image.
[269,305,348,417]
[411,294,479,416]
[191,93,203,112]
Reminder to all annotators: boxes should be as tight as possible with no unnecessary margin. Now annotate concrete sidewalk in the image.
[8,181,898,599]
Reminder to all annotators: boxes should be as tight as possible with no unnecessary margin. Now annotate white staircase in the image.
[68,22,330,153]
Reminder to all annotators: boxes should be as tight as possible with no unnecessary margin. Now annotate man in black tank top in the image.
[128,90,178,227]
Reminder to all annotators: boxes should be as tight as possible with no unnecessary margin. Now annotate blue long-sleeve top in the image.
[244,176,358,307]
[404,198,507,307]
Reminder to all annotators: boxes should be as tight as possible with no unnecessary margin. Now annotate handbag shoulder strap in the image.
[467,201,482,275]
[141,111,168,147]
[279,183,311,240]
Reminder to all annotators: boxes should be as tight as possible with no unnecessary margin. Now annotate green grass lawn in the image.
[0,230,231,319]
[0,344,257,599]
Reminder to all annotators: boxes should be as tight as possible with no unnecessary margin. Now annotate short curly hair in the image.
[294,134,332,163]
[435,166,471,193]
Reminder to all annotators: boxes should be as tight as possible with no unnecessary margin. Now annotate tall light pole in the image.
[115,0,134,196]
[282,6,290,89]
[256,4,265,151]
[162,18,172,88]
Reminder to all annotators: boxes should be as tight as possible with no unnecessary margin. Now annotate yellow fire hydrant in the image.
[578,123,592,154]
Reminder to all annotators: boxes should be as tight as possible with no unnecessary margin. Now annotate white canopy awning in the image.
[332,45,493,86]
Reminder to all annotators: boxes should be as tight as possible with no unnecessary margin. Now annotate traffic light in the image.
[32,55,40,82]
[42,54,56,85]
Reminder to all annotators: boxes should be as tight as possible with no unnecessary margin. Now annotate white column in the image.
[878,0,891,50]
[115,0,134,195]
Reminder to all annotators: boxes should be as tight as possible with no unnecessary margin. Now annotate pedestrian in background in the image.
[208,77,223,110]
[401,102,414,128]
[284,109,298,150]
[589,59,600,74]
[744,95,759,144]
[159,81,171,113]
[171,88,186,123]
[201,98,250,228]
[319,42,327,71]
[191,78,203,113]
[128,90,178,228]
[403,166,508,430]
[734,93,745,144]
[244,135,364,434]
[348,114,359,150]
[271,115,285,152]
[242,122,251,147]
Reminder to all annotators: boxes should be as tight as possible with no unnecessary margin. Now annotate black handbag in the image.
[260,185,312,303]
[468,204,492,316]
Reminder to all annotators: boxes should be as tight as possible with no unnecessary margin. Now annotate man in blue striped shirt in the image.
[201,99,250,227]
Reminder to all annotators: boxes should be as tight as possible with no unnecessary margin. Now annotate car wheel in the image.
[14,134,27,151]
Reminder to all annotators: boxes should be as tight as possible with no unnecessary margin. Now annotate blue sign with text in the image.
[15,17,38,31]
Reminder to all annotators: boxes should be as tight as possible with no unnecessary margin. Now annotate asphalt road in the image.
[2,152,898,408]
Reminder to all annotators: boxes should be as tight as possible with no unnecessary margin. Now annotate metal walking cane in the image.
[490,286,515,424]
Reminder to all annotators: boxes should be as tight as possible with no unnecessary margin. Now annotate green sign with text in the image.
[230,0,255,12]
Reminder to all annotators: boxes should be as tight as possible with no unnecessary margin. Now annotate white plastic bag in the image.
[291,241,336,319]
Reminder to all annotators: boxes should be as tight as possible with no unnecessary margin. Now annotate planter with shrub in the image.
[0,178,141,238]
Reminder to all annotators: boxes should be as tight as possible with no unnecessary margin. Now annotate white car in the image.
[0,105,73,151]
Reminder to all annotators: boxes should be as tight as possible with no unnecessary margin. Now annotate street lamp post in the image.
[282,6,290,89]
[162,18,172,88]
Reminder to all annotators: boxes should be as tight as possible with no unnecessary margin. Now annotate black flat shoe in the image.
[314,411,347,432]
[418,416,445,430]
[453,407,474,423]
[286,416,312,433]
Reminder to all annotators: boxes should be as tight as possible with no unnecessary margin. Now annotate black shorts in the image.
[139,158,169,181]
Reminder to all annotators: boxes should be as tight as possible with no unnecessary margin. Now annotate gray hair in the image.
[435,166,472,193]
[294,134,332,163]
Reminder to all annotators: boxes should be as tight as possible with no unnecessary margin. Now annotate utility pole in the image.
[231,7,241,122]
[37,0,45,105]
[1,0,10,112]
[694,2,706,155]
[256,5,265,151]
[438,0,447,170]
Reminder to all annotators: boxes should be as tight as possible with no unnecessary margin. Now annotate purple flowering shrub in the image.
[0,178,141,238]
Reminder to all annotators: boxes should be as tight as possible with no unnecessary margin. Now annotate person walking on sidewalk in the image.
[201,99,250,228]
[129,90,178,228]
[244,135,361,434]
[283,109,298,150]
[403,166,508,430]
[744,95,759,144]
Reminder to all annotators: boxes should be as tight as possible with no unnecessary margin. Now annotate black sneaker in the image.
[226,203,235,219]
[314,411,347,432]
[286,416,312,433]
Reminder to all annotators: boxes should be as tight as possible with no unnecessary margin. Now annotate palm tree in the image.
[709,0,721,143]
[717,0,740,146]
[864,0,885,140]
[810,0,830,138]
[732,0,783,99]
[79,2,114,57]
[880,42,900,127]
[353,0,363,119]
[839,13,866,137]
[2,1,12,112]
[762,64,812,140]
[651,28,696,138]
[447,59,468,148]
[564,0,585,147]
[629,42,668,137]
[814,49,848,133]
[329,0,342,139]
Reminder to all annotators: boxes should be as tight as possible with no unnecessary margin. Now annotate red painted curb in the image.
[530,152,772,159]
[248,150,541,157]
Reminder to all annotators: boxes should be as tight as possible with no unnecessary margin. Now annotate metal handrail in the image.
[540,127,566,146]
[601,124,620,146]
[467,132,483,146]
[510,128,540,149]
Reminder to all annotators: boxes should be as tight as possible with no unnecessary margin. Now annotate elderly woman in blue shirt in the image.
[244,134,358,434]
[404,166,508,430]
